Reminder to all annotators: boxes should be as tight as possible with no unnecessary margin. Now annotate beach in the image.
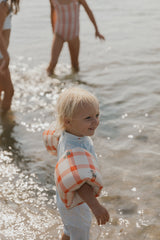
[0,0,160,239]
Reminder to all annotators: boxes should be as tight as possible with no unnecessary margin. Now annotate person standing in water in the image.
[43,87,110,240]
[0,0,20,113]
[47,0,105,76]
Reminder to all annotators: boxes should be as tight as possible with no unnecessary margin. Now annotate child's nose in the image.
[92,118,99,125]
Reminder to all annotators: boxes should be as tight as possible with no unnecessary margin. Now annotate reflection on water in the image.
[1,0,160,237]
[0,61,159,240]
[0,110,60,240]
[0,111,24,167]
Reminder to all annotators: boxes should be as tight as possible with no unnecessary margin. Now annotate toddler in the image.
[43,87,109,240]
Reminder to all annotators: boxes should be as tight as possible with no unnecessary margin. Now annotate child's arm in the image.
[79,0,105,40]
[77,183,110,225]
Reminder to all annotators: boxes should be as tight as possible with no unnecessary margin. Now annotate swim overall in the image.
[51,0,80,41]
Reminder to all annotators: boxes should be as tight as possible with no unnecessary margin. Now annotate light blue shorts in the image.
[56,193,92,240]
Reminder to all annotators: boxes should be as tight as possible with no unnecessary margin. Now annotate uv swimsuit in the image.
[0,0,11,59]
[51,0,80,41]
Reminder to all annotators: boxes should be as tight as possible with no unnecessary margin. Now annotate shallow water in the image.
[0,0,160,239]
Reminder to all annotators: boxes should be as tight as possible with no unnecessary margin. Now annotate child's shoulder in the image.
[60,132,92,148]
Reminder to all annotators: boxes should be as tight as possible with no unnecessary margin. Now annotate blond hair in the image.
[56,87,99,130]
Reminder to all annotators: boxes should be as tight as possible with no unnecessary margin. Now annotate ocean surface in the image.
[0,0,160,239]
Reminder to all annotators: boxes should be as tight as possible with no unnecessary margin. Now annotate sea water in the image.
[0,0,160,239]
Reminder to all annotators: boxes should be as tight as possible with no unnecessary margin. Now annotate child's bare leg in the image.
[47,34,64,76]
[61,232,70,240]
[68,37,80,72]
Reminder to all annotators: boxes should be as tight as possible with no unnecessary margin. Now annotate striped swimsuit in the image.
[51,0,80,41]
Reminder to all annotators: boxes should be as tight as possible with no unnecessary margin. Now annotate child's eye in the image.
[96,114,99,118]
[85,116,91,120]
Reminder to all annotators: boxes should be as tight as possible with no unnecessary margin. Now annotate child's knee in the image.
[10,85,14,97]
[1,84,14,111]
[6,84,14,99]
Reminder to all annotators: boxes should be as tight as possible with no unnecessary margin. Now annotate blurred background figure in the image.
[0,0,20,113]
[47,0,105,76]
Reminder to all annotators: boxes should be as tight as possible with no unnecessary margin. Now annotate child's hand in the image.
[77,183,109,225]
[95,30,105,40]
[92,203,110,225]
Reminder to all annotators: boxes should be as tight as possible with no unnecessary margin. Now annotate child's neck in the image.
[65,129,84,138]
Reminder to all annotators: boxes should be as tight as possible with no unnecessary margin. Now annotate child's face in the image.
[65,102,99,137]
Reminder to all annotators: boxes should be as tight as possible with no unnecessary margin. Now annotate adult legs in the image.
[68,37,80,72]
[0,67,14,112]
[0,29,14,112]
[47,34,64,76]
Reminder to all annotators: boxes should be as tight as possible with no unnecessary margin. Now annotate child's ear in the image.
[64,118,71,127]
